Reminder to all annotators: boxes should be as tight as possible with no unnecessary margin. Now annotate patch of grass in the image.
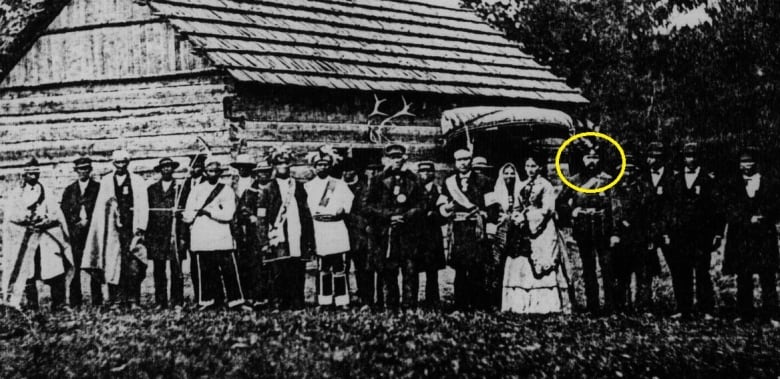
[1,307,779,378]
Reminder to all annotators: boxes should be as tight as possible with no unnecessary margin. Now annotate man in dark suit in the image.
[642,142,673,290]
[437,149,497,311]
[60,156,101,306]
[237,159,274,307]
[364,145,425,309]
[556,141,614,314]
[416,161,446,308]
[342,158,375,306]
[147,157,183,308]
[178,153,206,303]
[723,148,779,323]
[668,142,724,318]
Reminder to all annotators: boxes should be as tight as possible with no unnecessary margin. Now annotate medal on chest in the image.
[396,193,407,204]
[656,186,663,195]
[122,185,129,195]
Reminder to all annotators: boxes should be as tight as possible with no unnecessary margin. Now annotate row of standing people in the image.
[557,141,780,322]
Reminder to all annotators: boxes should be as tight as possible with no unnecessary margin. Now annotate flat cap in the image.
[417,161,435,172]
[384,144,406,157]
[74,156,92,169]
[472,156,492,169]
[453,149,472,160]
[647,141,665,156]
[111,149,131,162]
[682,142,698,155]
[739,146,759,162]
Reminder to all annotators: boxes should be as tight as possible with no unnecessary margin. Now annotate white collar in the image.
[743,173,761,181]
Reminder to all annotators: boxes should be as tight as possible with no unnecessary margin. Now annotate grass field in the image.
[2,229,778,377]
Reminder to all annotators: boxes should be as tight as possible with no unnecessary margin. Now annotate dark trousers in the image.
[454,265,487,310]
[664,243,714,314]
[189,250,199,303]
[70,245,103,306]
[381,259,418,309]
[737,271,778,320]
[196,251,244,307]
[614,244,652,312]
[24,247,67,310]
[237,248,265,303]
[422,270,440,306]
[577,238,615,313]
[268,258,305,309]
[350,249,375,306]
[152,259,183,307]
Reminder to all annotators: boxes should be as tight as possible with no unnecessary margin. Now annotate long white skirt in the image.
[501,208,571,314]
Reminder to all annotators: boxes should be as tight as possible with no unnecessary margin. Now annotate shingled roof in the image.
[148,0,588,104]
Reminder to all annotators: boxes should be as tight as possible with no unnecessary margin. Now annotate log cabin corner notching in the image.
[0,0,587,193]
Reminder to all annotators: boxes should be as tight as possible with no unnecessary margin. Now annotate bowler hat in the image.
[417,161,435,172]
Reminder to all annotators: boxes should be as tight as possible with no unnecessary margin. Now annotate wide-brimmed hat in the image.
[204,155,227,171]
[230,153,256,169]
[472,156,492,169]
[154,157,180,172]
[253,159,274,172]
[74,156,92,170]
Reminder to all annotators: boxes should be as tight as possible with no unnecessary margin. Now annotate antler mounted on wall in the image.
[366,94,416,144]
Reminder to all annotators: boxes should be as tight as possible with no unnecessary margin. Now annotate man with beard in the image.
[416,161,446,308]
[364,145,425,309]
[263,151,315,309]
[609,154,655,312]
[147,157,183,308]
[178,153,206,303]
[237,159,274,307]
[667,142,723,319]
[437,149,496,311]
[722,148,779,323]
[2,158,72,310]
[305,152,354,307]
[60,156,101,307]
[342,158,374,306]
[557,141,614,315]
[83,150,149,307]
[182,157,245,310]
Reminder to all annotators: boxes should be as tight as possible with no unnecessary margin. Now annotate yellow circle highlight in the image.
[554,131,626,194]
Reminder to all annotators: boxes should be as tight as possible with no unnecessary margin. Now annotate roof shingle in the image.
[149,0,586,104]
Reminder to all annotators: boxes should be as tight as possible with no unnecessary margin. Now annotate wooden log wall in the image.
[0,0,229,202]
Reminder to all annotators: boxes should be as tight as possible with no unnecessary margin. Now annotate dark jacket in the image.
[363,169,425,270]
[438,170,496,268]
[346,177,372,253]
[641,166,676,242]
[417,182,446,271]
[239,179,315,260]
[668,167,724,248]
[723,174,780,274]
[60,179,100,252]
[177,175,205,253]
[556,171,613,244]
[147,180,178,260]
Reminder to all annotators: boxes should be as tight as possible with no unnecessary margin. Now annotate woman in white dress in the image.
[501,154,571,314]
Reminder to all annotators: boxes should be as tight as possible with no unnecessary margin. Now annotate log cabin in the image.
[0,0,587,198]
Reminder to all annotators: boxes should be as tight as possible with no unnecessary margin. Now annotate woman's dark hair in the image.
[522,150,548,179]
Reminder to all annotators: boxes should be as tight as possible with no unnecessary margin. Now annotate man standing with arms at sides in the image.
[178,153,206,304]
[306,152,354,307]
[60,156,101,307]
[642,142,673,304]
[437,149,496,311]
[723,148,779,324]
[416,161,446,308]
[82,150,148,307]
[182,157,245,310]
[556,141,614,315]
[263,151,315,309]
[364,145,425,309]
[342,158,374,307]
[668,142,723,319]
[2,158,72,310]
[237,159,275,307]
[231,153,257,306]
[147,158,183,309]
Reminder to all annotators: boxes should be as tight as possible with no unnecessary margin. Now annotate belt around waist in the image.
[454,212,478,222]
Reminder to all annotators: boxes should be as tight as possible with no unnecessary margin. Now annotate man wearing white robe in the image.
[2,158,73,310]
[305,153,354,306]
[82,150,149,306]
[182,156,246,310]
